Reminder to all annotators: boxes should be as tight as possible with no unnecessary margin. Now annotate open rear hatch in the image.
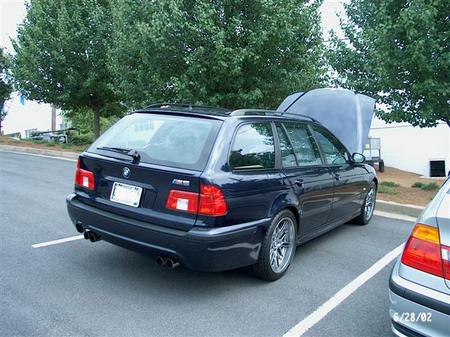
[75,112,222,231]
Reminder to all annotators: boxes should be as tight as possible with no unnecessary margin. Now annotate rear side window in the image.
[229,123,275,170]
[275,123,297,168]
[89,113,222,171]
[283,122,322,167]
[312,126,349,165]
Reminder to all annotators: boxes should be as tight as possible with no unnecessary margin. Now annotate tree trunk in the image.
[93,107,101,139]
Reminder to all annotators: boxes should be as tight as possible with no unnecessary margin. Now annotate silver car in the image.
[389,177,450,337]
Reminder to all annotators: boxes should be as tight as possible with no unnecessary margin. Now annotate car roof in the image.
[133,103,319,123]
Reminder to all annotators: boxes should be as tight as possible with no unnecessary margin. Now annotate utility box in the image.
[364,137,384,172]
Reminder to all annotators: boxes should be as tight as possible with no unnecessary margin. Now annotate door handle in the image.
[294,179,304,187]
[334,173,340,181]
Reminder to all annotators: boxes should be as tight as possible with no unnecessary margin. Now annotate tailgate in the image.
[77,154,201,231]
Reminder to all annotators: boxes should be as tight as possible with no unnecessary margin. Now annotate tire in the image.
[252,210,297,281]
[353,181,377,225]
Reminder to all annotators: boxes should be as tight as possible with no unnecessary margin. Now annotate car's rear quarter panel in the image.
[199,117,299,229]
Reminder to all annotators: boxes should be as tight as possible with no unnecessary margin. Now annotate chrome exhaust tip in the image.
[156,256,166,267]
[89,231,100,242]
[165,257,180,269]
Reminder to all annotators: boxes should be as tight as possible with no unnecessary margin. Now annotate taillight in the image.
[165,184,227,216]
[198,184,227,216]
[401,224,447,279]
[166,190,199,214]
[74,159,95,190]
[442,245,450,280]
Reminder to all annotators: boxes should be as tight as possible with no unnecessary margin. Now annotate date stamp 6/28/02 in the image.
[393,312,432,323]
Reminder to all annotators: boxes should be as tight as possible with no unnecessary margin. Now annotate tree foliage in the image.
[11,0,120,137]
[328,0,449,127]
[110,0,326,110]
[0,48,13,134]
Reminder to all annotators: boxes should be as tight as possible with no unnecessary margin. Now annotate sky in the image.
[0,0,348,135]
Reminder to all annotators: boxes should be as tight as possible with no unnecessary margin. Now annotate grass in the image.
[378,185,399,195]
[380,181,400,187]
[412,182,439,191]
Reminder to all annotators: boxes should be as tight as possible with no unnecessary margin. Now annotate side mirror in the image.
[352,153,365,163]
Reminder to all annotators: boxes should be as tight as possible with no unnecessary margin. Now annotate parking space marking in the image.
[32,235,84,248]
[283,243,405,337]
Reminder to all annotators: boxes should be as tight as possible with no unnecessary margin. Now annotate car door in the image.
[311,124,367,222]
[276,122,335,236]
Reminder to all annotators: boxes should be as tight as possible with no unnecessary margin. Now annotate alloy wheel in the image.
[364,187,376,220]
[269,217,295,273]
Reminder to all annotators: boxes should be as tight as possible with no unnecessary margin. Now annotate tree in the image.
[11,0,120,138]
[328,0,450,127]
[110,0,326,110]
[0,48,13,135]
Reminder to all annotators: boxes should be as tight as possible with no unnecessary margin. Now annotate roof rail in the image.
[230,109,317,122]
[229,109,278,116]
[146,103,194,110]
[145,102,229,113]
[278,112,317,123]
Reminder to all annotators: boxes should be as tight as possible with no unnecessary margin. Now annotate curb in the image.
[376,200,423,218]
[0,144,80,160]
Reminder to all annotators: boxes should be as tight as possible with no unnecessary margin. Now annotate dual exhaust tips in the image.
[77,223,178,269]
[156,256,180,269]
[83,229,101,242]
[77,223,101,242]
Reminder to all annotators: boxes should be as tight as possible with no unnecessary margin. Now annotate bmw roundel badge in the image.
[122,167,131,178]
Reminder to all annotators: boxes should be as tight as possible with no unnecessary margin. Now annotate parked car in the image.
[66,103,377,280]
[389,177,450,336]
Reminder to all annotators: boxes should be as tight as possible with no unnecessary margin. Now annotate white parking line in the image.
[32,235,84,248]
[283,243,405,337]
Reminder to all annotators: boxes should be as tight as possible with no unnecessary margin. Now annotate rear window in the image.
[89,113,222,171]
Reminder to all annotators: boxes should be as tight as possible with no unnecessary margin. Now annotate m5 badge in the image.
[172,179,190,187]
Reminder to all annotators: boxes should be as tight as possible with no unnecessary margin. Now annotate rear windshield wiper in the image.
[96,146,140,163]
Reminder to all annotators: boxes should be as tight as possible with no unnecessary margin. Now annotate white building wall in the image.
[2,93,63,137]
[369,117,450,177]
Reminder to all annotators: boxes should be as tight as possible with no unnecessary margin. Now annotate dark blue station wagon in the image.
[67,103,377,280]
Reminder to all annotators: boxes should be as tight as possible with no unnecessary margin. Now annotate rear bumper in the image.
[66,193,269,272]
[389,260,450,337]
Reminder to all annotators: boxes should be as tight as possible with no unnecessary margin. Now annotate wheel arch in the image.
[372,177,378,188]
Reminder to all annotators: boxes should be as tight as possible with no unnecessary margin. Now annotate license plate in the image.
[110,182,143,207]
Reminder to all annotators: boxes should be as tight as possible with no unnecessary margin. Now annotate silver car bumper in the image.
[389,261,450,337]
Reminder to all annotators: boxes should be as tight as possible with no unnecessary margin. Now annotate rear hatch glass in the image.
[80,113,222,230]
[90,113,222,171]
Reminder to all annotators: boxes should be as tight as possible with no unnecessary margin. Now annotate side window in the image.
[312,126,349,165]
[275,123,297,168]
[283,122,322,167]
[229,123,275,170]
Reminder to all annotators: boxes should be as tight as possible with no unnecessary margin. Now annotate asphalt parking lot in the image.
[0,151,416,337]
